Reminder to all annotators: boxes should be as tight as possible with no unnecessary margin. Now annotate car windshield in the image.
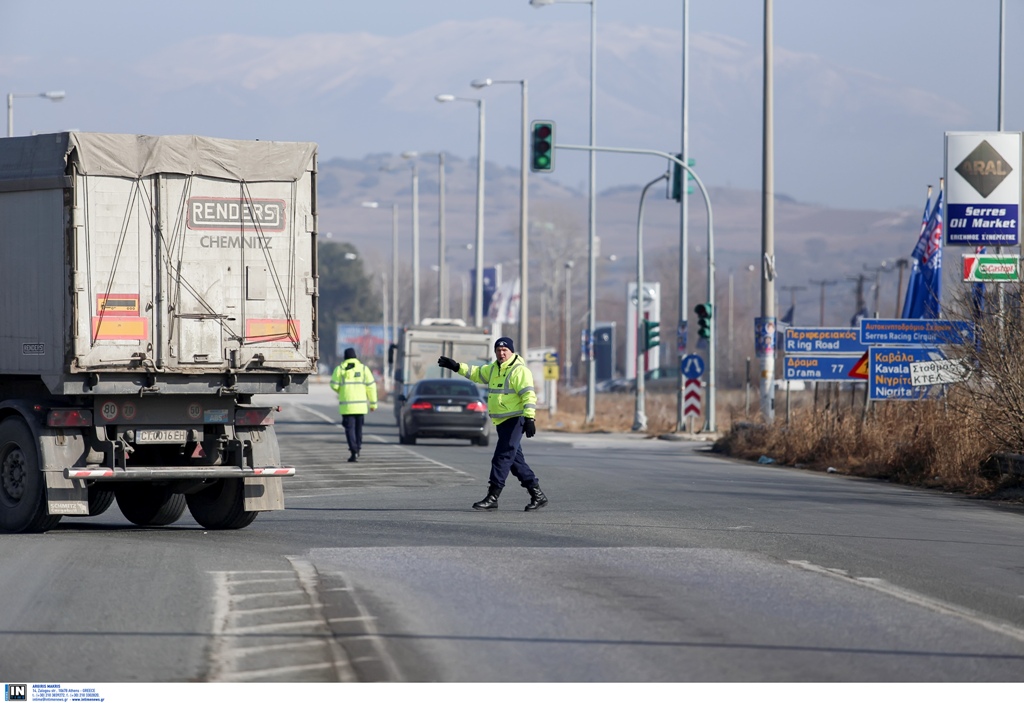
[416,381,478,397]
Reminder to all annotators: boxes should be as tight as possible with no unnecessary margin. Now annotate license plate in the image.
[136,429,189,444]
[435,405,462,413]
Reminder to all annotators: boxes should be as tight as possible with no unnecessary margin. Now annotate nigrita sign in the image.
[962,253,1020,282]
[945,132,1022,247]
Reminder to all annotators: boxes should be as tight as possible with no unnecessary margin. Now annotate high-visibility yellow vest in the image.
[330,359,378,415]
[459,354,536,426]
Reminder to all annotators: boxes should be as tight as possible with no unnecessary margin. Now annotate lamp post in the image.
[530,0,597,423]
[361,201,399,356]
[633,172,670,433]
[810,278,838,326]
[401,154,446,321]
[7,90,65,138]
[472,77,529,353]
[564,260,574,384]
[399,153,422,325]
[436,94,486,328]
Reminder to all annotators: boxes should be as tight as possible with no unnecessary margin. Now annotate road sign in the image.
[849,352,869,380]
[869,347,946,400]
[684,378,702,418]
[783,354,866,382]
[859,318,974,346]
[784,327,869,355]
[681,354,705,379]
[910,358,971,387]
[945,131,1021,247]
[962,253,1020,282]
[542,351,560,380]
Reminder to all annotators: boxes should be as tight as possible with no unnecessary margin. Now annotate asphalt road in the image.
[1,381,1023,683]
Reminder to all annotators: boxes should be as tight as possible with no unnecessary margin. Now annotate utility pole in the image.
[848,273,869,322]
[893,259,909,317]
[779,285,806,322]
[809,279,837,326]
[863,262,892,318]
[759,0,776,423]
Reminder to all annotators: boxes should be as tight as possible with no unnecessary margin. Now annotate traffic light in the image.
[695,303,713,339]
[642,319,661,351]
[671,156,696,201]
[531,120,555,172]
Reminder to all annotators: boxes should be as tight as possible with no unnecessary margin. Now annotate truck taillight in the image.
[410,401,433,410]
[48,409,93,427]
[465,401,487,412]
[235,407,275,426]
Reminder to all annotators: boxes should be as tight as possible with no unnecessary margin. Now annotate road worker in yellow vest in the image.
[438,336,548,511]
[330,347,377,463]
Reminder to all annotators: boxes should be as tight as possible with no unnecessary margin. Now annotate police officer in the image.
[438,336,548,511]
[330,347,377,462]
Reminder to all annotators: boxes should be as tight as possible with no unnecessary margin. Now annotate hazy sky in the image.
[1,0,1021,210]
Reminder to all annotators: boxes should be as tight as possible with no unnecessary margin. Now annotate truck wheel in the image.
[186,479,257,530]
[88,485,115,516]
[0,417,62,533]
[115,484,187,526]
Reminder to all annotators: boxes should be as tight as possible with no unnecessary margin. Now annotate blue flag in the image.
[903,188,944,318]
[901,187,932,318]
[972,246,986,318]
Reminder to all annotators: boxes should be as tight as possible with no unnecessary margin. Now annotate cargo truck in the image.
[0,132,319,533]
[388,319,494,427]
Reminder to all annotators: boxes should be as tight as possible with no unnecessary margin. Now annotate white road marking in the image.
[789,560,1024,644]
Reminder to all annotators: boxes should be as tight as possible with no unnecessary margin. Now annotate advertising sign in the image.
[859,318,974,346]
[962,253,1020,282]
[869,347,946,400]
[945,132,1022,247]
[754,317,776,358]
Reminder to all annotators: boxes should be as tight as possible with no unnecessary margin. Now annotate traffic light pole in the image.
[554,143,716,432]
[633,171,669,432]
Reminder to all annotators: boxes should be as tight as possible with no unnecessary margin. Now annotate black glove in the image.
[523,418,536,438]
[438,356,459,372]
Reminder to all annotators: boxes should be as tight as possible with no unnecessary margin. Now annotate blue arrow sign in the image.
[869,347,946,400]
[681,354,705,379]
[784,327,869,354]
[784,354,866,382]
[859,318,974,346]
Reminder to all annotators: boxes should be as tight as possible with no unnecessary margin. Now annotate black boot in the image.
[524,484,548,511]
[472,485,502,510]
[347,452,358,463]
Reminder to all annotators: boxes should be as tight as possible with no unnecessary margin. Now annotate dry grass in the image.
[537,383,1023,501]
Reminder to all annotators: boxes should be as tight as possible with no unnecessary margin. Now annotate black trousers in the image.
[488,416,538,489]
[341,414,365,455]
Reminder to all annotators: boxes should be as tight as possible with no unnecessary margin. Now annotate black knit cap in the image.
[494,336,515,353]
[344,347,357,359]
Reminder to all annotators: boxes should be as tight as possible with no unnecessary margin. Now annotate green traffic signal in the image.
[531,120,555,173]
[642,319,661,351]
[695,302,712,339]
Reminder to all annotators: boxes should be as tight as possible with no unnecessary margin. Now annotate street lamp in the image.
[472,77,529,354]
[361,201,399,359]
[436,93,486,328]
[403,151,447,319]
[564,260,574,384]
[530,0,598,424]
[7,90,65,138]
[399,152,422,324]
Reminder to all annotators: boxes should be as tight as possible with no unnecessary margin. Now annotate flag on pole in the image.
[780,305,794,325]
[901,186,932,318]
[971,246,986,318]
[902,185,944,319]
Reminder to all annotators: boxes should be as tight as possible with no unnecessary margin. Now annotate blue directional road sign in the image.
[869,347,946,401]
[784,327,869,355]
[784,355,866,382]
[859,318,974,346]
[681,354,705,379]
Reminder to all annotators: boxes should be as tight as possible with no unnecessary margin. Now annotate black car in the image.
[398,378,491,446]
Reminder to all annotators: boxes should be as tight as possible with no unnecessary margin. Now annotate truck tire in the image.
[88,485,115,516]
[115,484,187,526]
[0,417,62,533]
[186,479,257,530]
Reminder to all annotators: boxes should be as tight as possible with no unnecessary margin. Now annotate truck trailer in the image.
[0,132,318,533]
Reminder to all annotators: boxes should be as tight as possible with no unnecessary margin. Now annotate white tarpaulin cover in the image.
[0,132,317,182]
